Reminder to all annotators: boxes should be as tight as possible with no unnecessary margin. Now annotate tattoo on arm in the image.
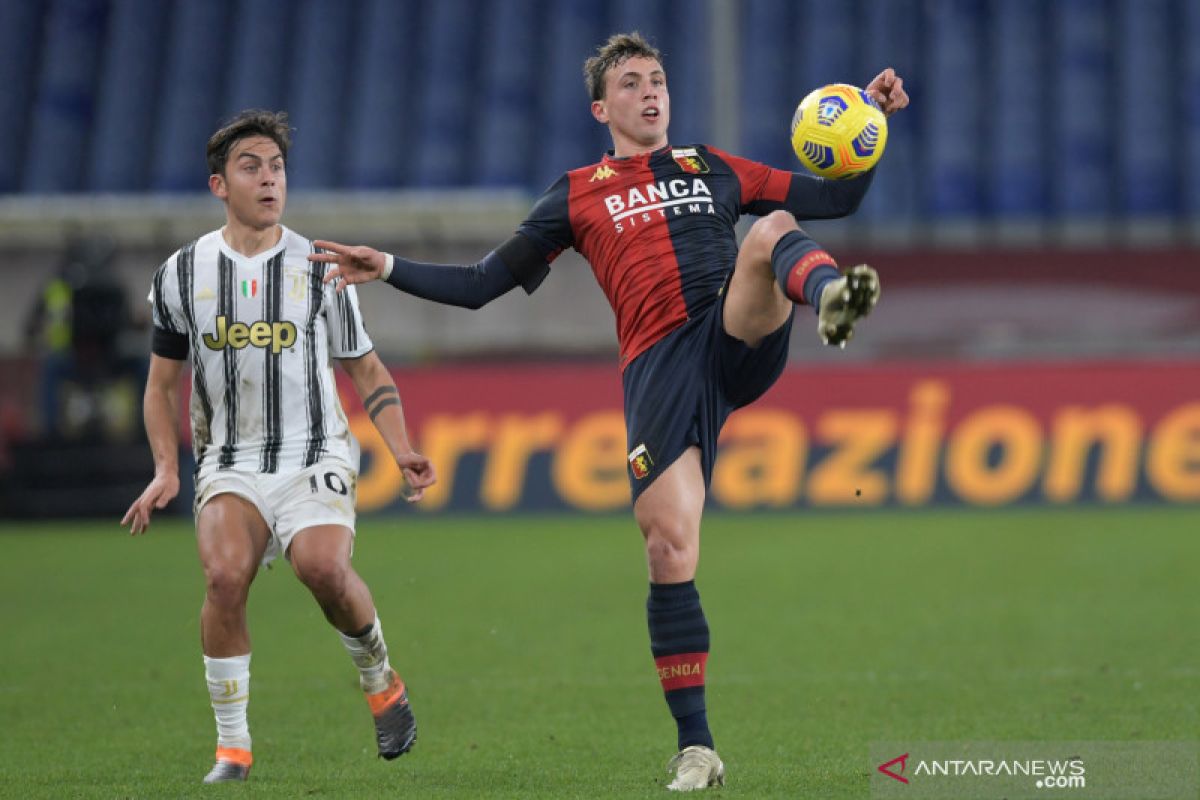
[364,385,401,423]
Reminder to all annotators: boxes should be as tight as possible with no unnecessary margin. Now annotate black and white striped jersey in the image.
[149,226,372,476]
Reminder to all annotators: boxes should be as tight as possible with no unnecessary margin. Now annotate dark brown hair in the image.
[583,32,662,102]
[206,109,292,176]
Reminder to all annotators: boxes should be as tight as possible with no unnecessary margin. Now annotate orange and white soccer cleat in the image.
[202,746,252,783]
[367,670,417,759]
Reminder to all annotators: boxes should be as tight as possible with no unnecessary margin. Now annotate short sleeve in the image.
[147,256,185,334]
[325,280,374,359]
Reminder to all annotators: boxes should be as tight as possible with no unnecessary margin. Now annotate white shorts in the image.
[194,460,358,567]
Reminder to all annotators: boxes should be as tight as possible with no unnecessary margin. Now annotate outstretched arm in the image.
[758,169,877,220]
[339,350,436,502]
[309,234,549,309]
[310,174,571,307]
[122,354,185,534]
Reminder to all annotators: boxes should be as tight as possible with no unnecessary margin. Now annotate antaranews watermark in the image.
[870,741,1196,799]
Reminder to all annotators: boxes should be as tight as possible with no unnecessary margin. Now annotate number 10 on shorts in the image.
[310,471,349,496]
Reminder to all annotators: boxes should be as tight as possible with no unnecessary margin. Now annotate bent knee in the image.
[744,211,800,259]
[293,559,349,600]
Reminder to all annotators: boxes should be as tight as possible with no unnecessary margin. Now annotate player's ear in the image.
[208,173,227,200]
[591,99,610,124]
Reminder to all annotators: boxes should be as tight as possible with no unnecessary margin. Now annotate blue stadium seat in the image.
[89,0,170,191]
[925,0,983,218]
[475,0,540,187]
[1185,0,1200,218]
[0,0,1194,235]
[152,0,233,191]
[609,0,665,35]
[414,0,479,187]
[288,0,359,189]
[857,0,920,225]
[26,0,108,192]
[653,1,710,147]
[0,0,44,193]
[225,0,293,116]
[796,0,857,92]
[1052,0,1112,218]
[740,0,796,169]
[346,0,420,188]
[1117,0,1175,217]
[537,0,608,191]
[990,0,1047,218]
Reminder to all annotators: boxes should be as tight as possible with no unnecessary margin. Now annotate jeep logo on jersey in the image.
[203,315,298,354]
[604,178,714,232]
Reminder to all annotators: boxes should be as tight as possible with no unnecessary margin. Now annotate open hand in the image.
[309,240,388,292]
[865,68,909,116]
[121,472,180,535]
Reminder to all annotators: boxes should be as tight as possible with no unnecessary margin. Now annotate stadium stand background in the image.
[0,0,1197,515]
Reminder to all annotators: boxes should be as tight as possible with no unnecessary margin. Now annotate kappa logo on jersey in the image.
[590,164,617,182]
[203,315,298,354]
[671,147,710,174]
[604,178,715,233]
[628,443,654,479]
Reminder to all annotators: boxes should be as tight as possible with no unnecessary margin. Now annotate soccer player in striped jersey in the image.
[121,110,436,783]
[314,34,908,790]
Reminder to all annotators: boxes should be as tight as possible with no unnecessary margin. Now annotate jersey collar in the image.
[217,224,289,264]
[603,143,673,164]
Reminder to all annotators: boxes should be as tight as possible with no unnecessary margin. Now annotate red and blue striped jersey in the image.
[515,143,871,369]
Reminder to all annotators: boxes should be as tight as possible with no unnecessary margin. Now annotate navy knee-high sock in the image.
[771,229,840,309]
[648,581,714,750]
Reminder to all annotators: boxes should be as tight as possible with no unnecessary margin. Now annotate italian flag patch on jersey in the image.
[241,279,257,298]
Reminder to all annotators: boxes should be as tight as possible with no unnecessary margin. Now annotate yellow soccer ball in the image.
[790,83,888,179]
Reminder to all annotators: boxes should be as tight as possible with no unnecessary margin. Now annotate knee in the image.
[744,210,800,261]
[639,513,698,577]
[203,559,255,609]
[293,557,349,602]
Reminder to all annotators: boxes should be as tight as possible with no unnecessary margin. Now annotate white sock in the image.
[204,654,252,752]
[339,615,393,694]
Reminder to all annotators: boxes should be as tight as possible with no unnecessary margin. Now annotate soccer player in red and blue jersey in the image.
[312,32,908,791]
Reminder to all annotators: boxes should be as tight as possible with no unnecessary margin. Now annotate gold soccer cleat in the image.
[817,263,881,348]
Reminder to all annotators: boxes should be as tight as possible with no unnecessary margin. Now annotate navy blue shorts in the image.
[622,292,795,503]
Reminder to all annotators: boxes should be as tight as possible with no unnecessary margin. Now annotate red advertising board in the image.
[330,359,1200,513]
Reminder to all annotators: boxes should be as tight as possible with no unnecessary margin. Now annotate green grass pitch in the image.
[1,507,1196,798]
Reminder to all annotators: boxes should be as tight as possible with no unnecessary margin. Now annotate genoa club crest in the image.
[671,147,709,175]
[628,443,654,480]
